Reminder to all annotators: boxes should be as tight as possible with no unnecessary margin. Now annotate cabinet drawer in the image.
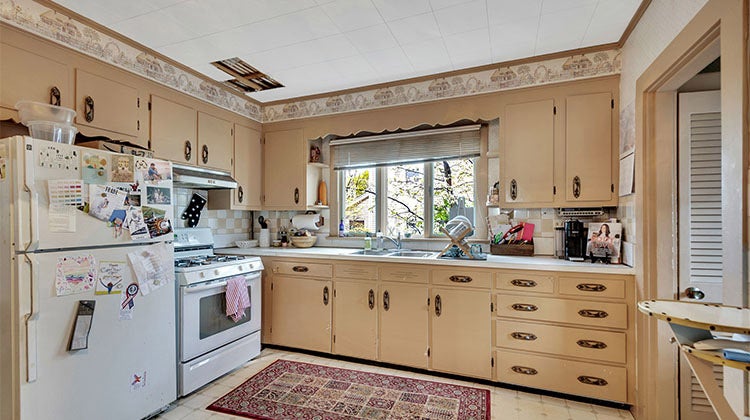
[559,276,626,299]
[496,272,555,294]
[497,350,627,402]
[432,269,491,288]
[380,265,428,284]
[335,263,377,280]
[496,295,627,329]
[495,320,626,364]
[273,261,332,278]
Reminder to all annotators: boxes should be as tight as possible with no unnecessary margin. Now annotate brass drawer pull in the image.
[512,303,538,312]
[202,144,209,164]
[511,332,537,341]
[368,289,375,310]
[511,366,538,375]
[292,266,309,273]
[449,275,473,283]
[577,339,608,349]
[322,286,329,306]
[577,376,608,386]
[435,294,442,316]
[84,95,95,122]
[50,86,61,106]
[572,176,581,198]
[237,186,244,203]
[576,283,607,292]
[578,309,609,318]
[184,140,192,161]
[510,279,537,288]
[510,179,518,200]
[383,290,390,311]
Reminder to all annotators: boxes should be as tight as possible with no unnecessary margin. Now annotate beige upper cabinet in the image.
[197,111,233,171]
[378,282,429,369]
[564,92,614,204]
[263,129,306,210]
[150,95,196,165]
[0,43,70,116]
[333,280,378,360]
[501,99,555,206]
[431,287,492,379]
[270,275,332,353]
[208,123,262,210]
[75,69,140,138]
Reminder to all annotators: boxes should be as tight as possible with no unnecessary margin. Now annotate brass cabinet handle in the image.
[577,376,608,386]
[577,339,608,349]
[577,283,607,292]
[184,140,192,161]
[237,186,244,203]
[368,289,375,310]
[294,187,300,204]
[511,332,537,341]
[292,266,309,273]
[323,286,329,306]
[510,179,518,200]
[511,366,538,375]
[434,294,442,317]
[578,309,609,318]
[510,279,537,288]
[383,290,390,311]
[50,86,61,106]
[511,303,538,312]
[84,95,94,122]
[449,275,472,283]
[201,144,209,164]
[572,176,581,198]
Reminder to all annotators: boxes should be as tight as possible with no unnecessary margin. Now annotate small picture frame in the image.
[586,222,622,264]
[309,145,321,163]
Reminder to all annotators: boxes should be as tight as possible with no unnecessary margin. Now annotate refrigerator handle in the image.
[22,143,39,251]
[23,254,39,382]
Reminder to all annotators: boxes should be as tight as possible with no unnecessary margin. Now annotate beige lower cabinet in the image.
[379,282,429,369]
[332,280,378,360]
[430,287,492,379]
[270,275,332,352]
[260,258,273,344]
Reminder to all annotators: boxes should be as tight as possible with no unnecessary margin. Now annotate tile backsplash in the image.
[174,188,252,247]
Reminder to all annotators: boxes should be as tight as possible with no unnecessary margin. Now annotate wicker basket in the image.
[291,236,317,248]
[490,242,534,256]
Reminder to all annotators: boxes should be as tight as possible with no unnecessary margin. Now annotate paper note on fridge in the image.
[127,243,174,295]
[47,179,84,233]
[88,185,127,222]
[55,255,97,296]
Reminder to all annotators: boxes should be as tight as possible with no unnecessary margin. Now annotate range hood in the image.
[172,163,238,190]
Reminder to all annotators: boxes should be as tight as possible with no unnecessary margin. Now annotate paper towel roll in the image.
[292,214,321,231]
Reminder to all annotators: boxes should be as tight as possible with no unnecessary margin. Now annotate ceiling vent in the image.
[211,57,283,93]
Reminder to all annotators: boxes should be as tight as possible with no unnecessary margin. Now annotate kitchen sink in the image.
[387,250,436,258]
[350,249,394,256]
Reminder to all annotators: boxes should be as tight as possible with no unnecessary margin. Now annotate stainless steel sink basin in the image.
[385,250,436,258]
[350,249,393,256]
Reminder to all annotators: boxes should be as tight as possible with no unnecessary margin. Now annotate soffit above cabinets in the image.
[51,0,642,103]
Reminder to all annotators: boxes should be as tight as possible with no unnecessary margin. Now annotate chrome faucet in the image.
[383,232,402,250]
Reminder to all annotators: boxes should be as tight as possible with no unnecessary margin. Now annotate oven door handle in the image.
[184,274,260,293]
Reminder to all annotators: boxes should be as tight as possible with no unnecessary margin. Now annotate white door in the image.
[677,90,722,420]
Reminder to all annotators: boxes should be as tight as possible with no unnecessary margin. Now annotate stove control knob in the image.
[237,265,243,271]
[199,272,205,278]
[214,269,220,275]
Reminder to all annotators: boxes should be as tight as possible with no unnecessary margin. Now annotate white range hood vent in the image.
[172,163,238,190]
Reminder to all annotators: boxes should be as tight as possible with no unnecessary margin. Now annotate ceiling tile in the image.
[110,10,196,48]
[583,0,640,44]
[157,38,235,67]
[371,0,431,21]
[429,0,474,11]
[402,38,452,74]
[245,35,358,72]
[53,0,185,26]
[536,4,596,47]
[489,16,538,59]
[444,27,492,68]
[387,13,441,45]
[534,37,582,56]
[486,0,542,27]
[541,0,597,15]
[363,47,414,78]
[344,24,399,53]
[321,0,383,32]
[330,55,379,82]
[189,62,237,82]
[434,0,487,37]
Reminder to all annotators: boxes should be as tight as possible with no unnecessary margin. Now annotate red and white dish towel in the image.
[225,276,250,322]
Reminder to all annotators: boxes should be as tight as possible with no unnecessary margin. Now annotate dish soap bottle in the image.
[376,231,383,250]
[364,235,372,251]
[338,219,345,237]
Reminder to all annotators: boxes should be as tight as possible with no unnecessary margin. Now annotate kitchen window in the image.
[333,125,481,238]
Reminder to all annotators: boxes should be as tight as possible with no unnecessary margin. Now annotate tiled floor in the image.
[156,348,634,420]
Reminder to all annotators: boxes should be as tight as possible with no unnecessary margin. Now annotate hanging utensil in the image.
[258,216,267,229]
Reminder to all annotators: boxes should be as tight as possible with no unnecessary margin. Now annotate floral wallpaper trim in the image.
[263,49,622,123]
[0,0,262,122]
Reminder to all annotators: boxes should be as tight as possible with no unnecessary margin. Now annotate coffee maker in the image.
[564,220,587,261]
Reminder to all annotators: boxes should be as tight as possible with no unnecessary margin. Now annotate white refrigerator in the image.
[0,136,177,420]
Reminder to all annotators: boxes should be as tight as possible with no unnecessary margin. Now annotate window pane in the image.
[433,158,475,235]
[386,164,424,238]
[343,168,376,236]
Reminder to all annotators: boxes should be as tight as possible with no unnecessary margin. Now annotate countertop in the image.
[215,246,635,275]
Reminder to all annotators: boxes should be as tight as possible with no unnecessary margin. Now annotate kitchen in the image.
[0,1,748,420]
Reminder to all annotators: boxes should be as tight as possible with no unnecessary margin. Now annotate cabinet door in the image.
[263,129,306,210]
[197,112,233,171]
[233,124,262,209]
[150,95,196,164]
[431,288,492,379]
[75,69,139,137]
[261,266,273,344]
[333,281,377,360]
[565,92,613,202]
[379,283,428,369]
[0,43,70,112]
[271,275,332,352]
[502,99,555,205]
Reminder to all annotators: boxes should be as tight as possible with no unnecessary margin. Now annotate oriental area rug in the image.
[207,359,491,419]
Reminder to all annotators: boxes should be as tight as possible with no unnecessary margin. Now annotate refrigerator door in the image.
[2,136,174,252]
[14,246,176,420]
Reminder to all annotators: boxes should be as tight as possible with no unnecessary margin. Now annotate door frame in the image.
[635,1,748,419]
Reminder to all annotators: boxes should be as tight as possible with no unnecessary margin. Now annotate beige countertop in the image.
[215,246,635,275]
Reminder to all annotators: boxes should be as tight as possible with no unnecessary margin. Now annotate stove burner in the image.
[174,254,246,268]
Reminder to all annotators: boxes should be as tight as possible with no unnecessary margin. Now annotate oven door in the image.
[179,272,261,362]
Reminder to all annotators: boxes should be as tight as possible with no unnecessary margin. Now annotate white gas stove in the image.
[173,228,263,285]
